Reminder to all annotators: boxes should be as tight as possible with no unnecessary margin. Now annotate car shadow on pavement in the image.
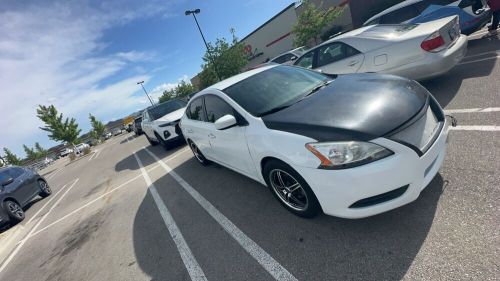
[421,35,499,108]
[132,153,445,281]
[0,196,44,233]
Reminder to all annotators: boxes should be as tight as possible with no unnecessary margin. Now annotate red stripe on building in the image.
[266,32,291,48]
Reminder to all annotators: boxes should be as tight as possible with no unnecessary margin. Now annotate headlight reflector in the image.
[305,141,393,169]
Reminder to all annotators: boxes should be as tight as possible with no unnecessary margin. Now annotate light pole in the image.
[137,81,154,106]
[185,9,221,81]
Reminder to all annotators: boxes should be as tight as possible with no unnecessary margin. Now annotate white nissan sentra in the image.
[180,65,450,218]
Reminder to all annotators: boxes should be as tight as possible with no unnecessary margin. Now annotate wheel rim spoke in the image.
[270,169,308,211]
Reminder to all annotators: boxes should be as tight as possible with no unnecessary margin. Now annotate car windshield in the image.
[223,66,330,116]
[147,100,186,120]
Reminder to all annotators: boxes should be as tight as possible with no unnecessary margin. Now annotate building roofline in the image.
[239,2,297,42]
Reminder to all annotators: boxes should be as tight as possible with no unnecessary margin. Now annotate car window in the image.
[378,4,425,24]
[223,66,330,117]
[316,42,360,67]
[271,53,295,64]
[295,51,314,69]
[0,170,10,184]
[204,95,235,123]
[187,97,207,122]
[6,167,24,179]
[147,100,186,121]
[143,111,149,122]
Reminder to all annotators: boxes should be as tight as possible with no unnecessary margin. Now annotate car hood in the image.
[261,74,429,142]
[155,108,186,123]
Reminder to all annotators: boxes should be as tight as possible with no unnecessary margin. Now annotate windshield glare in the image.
[223,66,330,116]
[148,100,186,120]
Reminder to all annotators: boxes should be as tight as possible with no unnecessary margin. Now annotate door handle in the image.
[186,129,193,133]
[348,61,358,67]
[208,133,216,139]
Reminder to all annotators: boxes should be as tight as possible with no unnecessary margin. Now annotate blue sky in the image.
[0,0,294,157]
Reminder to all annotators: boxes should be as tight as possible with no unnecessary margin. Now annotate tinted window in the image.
[134,117,142,125]
[316,43,360,67]
[271,53,295,64]
[204,96,234,123]
[187,98,206,121]
[0,170,10,184]
[379,5,423,24]
[295,51,314,69]
[6,167,24,179]
[223,66,330,117]
[147,100,186,121]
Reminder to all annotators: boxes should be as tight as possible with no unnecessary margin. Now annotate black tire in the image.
[263,160,322,218]
[155,132,170,150]
[146,133,159,146]
[38,179,52,198]
[188,140,210,166]
[3,200,25,223]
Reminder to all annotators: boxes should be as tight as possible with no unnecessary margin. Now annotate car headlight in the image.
[158,122,174,128]
[305,141,393,169]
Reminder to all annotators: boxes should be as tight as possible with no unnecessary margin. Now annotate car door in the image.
[183,97,213,158]
[203,95,256,177]
[7,168,32,205]
[315,42,365,74]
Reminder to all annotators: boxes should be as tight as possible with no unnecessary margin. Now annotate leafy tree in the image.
[23,144,38,161]
[34,142,48,158]
[158,80,196,103]
[292,0,344,47]
[37,105,81,148]
[3,148,22,166]
[199,29,248,89]
[89,113,106,140]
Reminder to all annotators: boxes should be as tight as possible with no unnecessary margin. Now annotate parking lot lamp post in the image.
[185,9,221,81]
[137,81,154,106]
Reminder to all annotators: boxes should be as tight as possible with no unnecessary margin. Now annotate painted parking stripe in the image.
[143,147,298,281]
[464,51,500,59]
[444,107,500,114]
[46,167,63,180]
[458,55,500,65]
[0,178,79,274]
[450,126,500,131]
[26,183,69,224]
[134,153,207,281]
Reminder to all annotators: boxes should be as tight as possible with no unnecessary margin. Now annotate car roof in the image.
[205,65,277,91]
[364,0,423,25]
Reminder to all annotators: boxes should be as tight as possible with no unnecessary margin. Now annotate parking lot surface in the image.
[0,30,499,281]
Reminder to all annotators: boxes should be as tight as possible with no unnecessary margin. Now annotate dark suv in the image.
[0,166,51,225]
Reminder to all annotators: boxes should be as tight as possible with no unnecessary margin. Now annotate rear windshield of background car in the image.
[365,0,456,25]
[147,100,186,120]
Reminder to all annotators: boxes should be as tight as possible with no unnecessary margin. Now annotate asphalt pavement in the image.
[0,30,498,281]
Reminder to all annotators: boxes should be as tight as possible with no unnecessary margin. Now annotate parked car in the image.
[133,116,143,135]
[363,0,491,35]
[59,147,73,157]
[142,99,187,149]
[180,65,450,218]
[269,46,308,65]
[113,128,122,136]
[75,143,90,154]
[294,16,467,80]
[104,132,112,139]
[0,166,52,225]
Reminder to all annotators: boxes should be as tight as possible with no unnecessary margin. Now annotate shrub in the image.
[69,153,76,161]
[83,147,91,155]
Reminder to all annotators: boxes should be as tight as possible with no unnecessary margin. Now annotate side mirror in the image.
[1,177,14,187]
[214,115,237,130]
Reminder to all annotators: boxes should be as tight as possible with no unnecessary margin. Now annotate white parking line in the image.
[143,147,298,281]
[458,55,500,65]
[46,167,63,180]
[26,183,69,225]
[0,178,79,274]
[134,153,207,281]
[450,126,500,131]
[464,51,500,59]
[444,107,500,114]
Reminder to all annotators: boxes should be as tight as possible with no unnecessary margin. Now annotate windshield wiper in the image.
[304,80,332,98]
[258,104,293,117]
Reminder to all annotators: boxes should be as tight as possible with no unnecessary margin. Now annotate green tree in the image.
[199,28,248,89]
[36,105,81,148]
[34,142,48,158]
[89,113,106,140]
[158,80,196,103]
[3,148,22,166]
[23,144,38,161]
[292,0,344,47]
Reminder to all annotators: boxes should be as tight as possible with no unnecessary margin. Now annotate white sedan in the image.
[294,16,467,80]
[141,99,187,149]
[180,65,450,218]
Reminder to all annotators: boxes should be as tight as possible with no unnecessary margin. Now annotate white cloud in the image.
[0,0,179,156]
[148,75,191,102]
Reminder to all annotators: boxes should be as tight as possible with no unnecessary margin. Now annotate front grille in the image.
[389,104,442,155]
[349,185,409,208]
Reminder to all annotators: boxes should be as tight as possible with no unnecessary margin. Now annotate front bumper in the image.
[294,121,449,219]
[157,123,183,142]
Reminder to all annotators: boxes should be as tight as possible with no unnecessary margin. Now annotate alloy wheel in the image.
[7,201,23,219]
[269,169,309,211]
[39,180,51,193]
[190,142,204,163]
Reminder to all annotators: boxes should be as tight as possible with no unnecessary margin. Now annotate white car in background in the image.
[75,143,90,154]
[294,16,467,80]
[141,99,187,149]
[269,46,308,65]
